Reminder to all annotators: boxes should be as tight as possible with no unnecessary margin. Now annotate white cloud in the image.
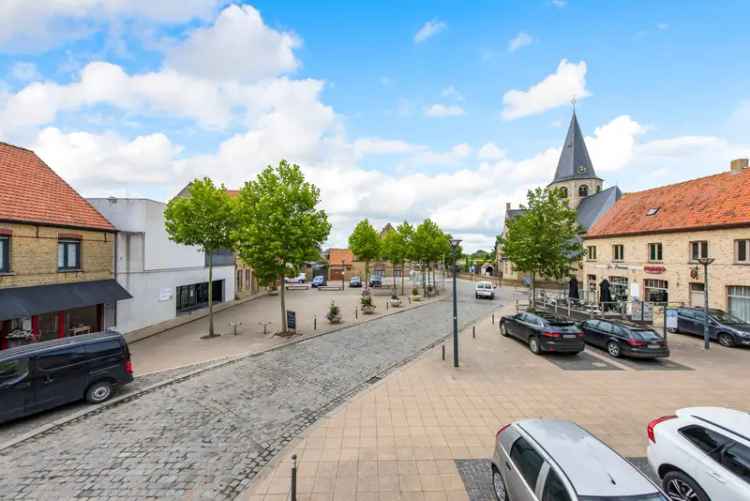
[508,32,533,52]
[414,19,446,43]
[585,115,646,172]
[10,62,41,82]
[551,0,567,7]
[166,4,300,82]
[477,143,507,161]
[501,59,589,120]
[353,138,424,157]
[441,85,464,101]
[425,104,465,118]
[0,0,220,51]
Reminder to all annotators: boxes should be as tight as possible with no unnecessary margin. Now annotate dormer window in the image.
[578,185,588,197]
[647,207,660,216]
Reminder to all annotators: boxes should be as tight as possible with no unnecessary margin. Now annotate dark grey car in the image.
[500,312,584,355]
[670,307,750,348]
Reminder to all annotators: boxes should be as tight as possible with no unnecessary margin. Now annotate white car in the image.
[284,273,306,284]
[647,407,750,501]
[475,281,495,300]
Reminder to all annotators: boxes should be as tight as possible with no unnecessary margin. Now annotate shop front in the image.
[0,279,131,350]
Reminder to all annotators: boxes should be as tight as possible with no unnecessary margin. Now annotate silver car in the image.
[492,419,668,501]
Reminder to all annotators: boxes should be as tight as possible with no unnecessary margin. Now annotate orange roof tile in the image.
[328,248,353,266]
[225,189,240,198]
[587,167,750,238]
[0,142,114,231]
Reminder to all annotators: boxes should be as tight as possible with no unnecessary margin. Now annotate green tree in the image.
[164,178,237,338]
[381,223,409,296]
[235,160,331,333]
[499,187,584,307]
[396,222,414,295]
[348,219,381,290]
[412,219,446,294]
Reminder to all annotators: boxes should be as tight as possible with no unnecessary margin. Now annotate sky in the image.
[1,1,749,252]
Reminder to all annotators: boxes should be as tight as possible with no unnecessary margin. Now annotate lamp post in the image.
[449,238,462,368]
[697,257,715,350]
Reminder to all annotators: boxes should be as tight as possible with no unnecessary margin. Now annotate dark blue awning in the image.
[0,280,131,321]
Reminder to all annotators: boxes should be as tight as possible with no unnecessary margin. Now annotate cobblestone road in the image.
[0,281,504,500]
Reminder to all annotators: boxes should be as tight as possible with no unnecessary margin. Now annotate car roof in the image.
[593,319,654,330]
[677,407,750,442]
[0,331,124,362]
[517,420,658,497]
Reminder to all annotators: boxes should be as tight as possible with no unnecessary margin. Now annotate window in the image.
[578,184,588,197]
[613,244,624,261]
[510,437,544,491]
[559,187,568,198]
[690,240,708,261]
[648,243,663,262]
[176,280,225,313]
[644,279,669,303]
[37,350,80,371]
[58,239,81,270]
[595,185,601,193]
[609,276,628,301]
[728,286,750,323]
[647,207,660,216]
[0,358,29,383]
[736,240,750,263]
[0,235,9,273]
[680,425,731,459]
[542,469,571,501]
[587,246,597,260]
[722,443,750,484]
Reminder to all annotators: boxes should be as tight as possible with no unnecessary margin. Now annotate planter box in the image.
[411,295,423,302]
[389,298,402,307]
[361,304,376,314]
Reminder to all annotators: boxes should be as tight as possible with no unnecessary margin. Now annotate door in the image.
[507,436,544,500]
[678,309,699,335]
[0,358,32,422]
[508,314,525,338]
[690,283,705,308]
[720,442,750,500]
[584,320,606,348]
[31,347,89,411]
[680,425,734,498]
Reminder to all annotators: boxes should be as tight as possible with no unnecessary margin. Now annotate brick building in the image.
[0,142,131,350]
[583,159,750,322]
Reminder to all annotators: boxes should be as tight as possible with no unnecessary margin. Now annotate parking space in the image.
[544,351,622,371]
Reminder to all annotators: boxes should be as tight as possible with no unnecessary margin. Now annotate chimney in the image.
[506,202,511,211]
[731,158,749,173]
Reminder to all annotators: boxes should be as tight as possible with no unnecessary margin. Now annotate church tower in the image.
[548,112,603,209]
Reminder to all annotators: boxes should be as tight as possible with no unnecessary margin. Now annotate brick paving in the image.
[0,280,503,500]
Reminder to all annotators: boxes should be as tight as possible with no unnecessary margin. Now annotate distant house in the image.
[0,142,131,350]
[324,248,354,281]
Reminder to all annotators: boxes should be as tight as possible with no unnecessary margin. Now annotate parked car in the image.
[475,281,496,300]
[580,319,670,359]
[647,407,750,501]
[284,273,306,284]
[349,276,362,287]
[669,307,750,348]
[369,276,383,288]
[311,275,327,287]
[499,312,584,355]
[0,332,133,424]
[492,419,667,501]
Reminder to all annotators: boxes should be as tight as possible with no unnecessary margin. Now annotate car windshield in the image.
[580,494,668,501]
[631,330,662,341]
[478,283,491,289]
[710,310,746,324]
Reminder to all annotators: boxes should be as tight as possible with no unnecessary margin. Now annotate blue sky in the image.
[1,1,749,251]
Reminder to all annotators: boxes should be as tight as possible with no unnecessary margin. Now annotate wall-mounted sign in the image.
[159,288,172,301]
[644,265,666,274]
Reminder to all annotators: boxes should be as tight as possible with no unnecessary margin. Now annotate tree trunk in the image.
[392,262,397,296]
[401,262,405,296]
[365,260,370,292]
[207,252,216,337]
[422,264,426,296]
[280,271,287,333]
[530,271,536,311]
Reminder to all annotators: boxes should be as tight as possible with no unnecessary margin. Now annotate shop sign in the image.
[644,265,666,274]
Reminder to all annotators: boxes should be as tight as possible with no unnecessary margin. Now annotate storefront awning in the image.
[0,280,132,321]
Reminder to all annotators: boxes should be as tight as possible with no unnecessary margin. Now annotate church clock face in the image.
[577,165,586,174]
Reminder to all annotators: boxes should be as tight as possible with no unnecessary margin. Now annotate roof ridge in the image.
[0,141,34,153]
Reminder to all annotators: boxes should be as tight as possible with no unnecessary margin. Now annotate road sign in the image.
[287,310,296,331]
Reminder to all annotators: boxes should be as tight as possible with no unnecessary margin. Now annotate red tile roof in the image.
[328,248,353,266]
[587,167,750,238]
[0,142,114,231]
[225,189,239,198]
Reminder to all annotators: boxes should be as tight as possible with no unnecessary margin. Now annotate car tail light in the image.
[542,331,561,338]
[647,415,676,443]
[626,338,647,347]
[496,423,511,439]
[125,359,133,375]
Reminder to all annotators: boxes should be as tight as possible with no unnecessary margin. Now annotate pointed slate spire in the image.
[550,112,600,184]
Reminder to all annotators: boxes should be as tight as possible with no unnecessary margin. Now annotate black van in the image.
[0,332,133,423]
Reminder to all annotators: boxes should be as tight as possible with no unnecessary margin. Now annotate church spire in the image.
[550,111,600,185]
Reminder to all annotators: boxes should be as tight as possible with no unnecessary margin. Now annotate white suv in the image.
[647,407,750,501]
[475,281,495,300]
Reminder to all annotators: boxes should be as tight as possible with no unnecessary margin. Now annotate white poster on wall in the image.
[630,282,640,299]
[159,288,172,302]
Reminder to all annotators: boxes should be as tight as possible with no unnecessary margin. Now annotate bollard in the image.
[386,300,389,312]
[290,454,298,501]
[442,344,445,361]
[492,313,495,325]
[355,308,358,320]
[314,315,317,330]
[472,326,476,339]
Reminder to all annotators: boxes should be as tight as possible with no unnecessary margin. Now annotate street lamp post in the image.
[449,238,462,368]
[698,257,715,350]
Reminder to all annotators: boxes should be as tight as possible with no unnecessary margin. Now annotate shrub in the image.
[326,301,341,322]
[412,287,419,296]
[360,295,373,307]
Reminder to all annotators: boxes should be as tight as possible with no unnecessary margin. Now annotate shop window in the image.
[736,240,750,263]
[613,244,624,262]
[648,243,663,262]
[176,280,225,313]
[58,239,81,270]
[644,279,669,303]
[587,245,597,260]
[0,235,9,273]
[609,276,628,301]
[690,240,708,262]
[578,184,589,197]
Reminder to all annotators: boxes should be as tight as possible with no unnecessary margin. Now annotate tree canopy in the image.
[381,222,410,295]
[348,219,381,287]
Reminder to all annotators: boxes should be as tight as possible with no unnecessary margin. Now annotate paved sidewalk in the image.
[242,301,749,501]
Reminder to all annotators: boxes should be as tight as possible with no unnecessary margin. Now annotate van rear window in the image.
[86,340,122,356]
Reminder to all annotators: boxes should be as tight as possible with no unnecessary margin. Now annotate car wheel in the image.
[85,380,114,404]
[667,327,678,333]
[500,322,510,337]
[492,466,508,501]
[718,332,735,347]
[663,470,709,501]
[475,293,479,299]
[607,341,621,358]
[529,336,541,354]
